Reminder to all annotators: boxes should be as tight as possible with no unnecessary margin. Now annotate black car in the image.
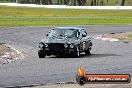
[38,27,92,58]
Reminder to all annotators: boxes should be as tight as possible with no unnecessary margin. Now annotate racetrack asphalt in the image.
[0,25,132,87]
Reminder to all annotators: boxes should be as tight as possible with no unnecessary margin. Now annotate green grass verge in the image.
[0,6,132,26]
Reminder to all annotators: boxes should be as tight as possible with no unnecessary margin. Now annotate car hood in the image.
[40,37,79,44]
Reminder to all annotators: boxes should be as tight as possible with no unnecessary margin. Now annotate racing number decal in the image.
[83,42,85,50]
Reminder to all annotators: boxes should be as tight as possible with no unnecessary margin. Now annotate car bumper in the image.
[45,48,75,55]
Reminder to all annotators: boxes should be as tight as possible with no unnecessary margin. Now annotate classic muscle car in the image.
[38,27,92,58]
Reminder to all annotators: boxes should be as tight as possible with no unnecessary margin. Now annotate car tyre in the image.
[38,50,46,58]
[85,43,92,55]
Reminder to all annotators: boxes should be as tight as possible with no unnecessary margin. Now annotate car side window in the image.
[82,29,87,37]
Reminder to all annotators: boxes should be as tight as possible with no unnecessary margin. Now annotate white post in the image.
[118,5,120,10]
[40,0,42,5]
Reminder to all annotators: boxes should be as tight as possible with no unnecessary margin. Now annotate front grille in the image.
[49,43,64,52]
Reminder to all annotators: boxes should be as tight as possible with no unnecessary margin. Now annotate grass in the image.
[0,6,132,26]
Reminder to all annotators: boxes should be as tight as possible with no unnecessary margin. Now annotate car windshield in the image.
[48,29,79,38]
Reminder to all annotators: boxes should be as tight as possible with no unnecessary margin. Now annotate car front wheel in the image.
[73,46,80,58]
[38,50,46,58]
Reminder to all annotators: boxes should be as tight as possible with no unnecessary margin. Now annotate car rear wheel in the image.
[38,50,46,58]
[85,43,92,55]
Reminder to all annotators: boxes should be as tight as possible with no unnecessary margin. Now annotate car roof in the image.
[53,27,83,30]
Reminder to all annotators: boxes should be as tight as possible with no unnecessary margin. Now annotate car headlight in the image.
[45,43,48,47]
[69,44,74,48]
[39,43,43,48]
[64,44,68,48]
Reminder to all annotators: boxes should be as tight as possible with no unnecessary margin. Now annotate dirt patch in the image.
[0,43,14,57]
[103,32,132,43]
[0,42,23,65]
